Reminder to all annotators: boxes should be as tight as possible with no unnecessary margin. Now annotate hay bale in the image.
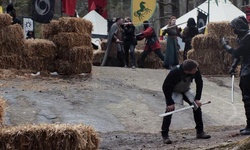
[0,55,26,69]
[135,49,163,69]
[0,13,12,29]
[207,21,234,38]
[24,39,57,59]
[0,24,24,49]
[0,123,100,150]
[188,48,232,75]
[69,46,93,62]
[41,20,60,39]
[192,34,220,50]
[59,17,93,35]
[55,59,92,75]
[52,32,92,48]
[0,98,7,125]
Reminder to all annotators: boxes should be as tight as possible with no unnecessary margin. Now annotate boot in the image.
[163,136,172,144]
[196,131,211,139]
[240,128,250,135]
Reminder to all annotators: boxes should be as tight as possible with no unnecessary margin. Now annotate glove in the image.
[229,67,236,75]
[221,37,229,46]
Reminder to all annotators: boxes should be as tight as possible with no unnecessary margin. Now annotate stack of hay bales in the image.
[189,21,238,75]
[0,124,100,150]
[42,17,94,75]
[0,14,26,69]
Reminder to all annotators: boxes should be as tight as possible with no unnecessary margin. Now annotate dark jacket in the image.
[162,64,203,105]
[123,24,136,45]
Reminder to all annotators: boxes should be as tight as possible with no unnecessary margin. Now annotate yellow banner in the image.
[0,6,2,14]
[131,0,156,26]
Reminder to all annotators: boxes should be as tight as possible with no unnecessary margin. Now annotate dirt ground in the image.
[0,66,249,150]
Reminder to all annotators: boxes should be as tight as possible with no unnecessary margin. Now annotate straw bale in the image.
[69,46,93,63]
[192,34,220,50]
[0,54,26,69]
[0,98,7,125]
[41,20,60,39]
[0,13,12,29]
[59,17,93,35]
[55,59,92,75]
[52,32,92,48]
[25,57,54,72]
[93,49,105,66]
[0,123,100,150]
[188,48,232,75]
[0,24,24,49]
[135,49,163,69]
[135,40,145,50]
[206,21,234,38]
[24,39,57,59]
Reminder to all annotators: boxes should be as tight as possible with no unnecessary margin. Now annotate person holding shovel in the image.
[161,59,211,144]
[221,16,250,135]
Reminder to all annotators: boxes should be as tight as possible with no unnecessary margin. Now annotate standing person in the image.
[221,16,250,135]
[136,20,164,68]
[123,17,137,69]
[162,16,180,69]
[101,17,125,67]
[161,59,211,144]
[6,3,21,25]
[181,17,199,60]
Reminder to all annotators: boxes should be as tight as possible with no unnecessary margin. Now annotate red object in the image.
[90,1,96,11]
[142,27,161,51]
[246,6,250,23]
[62,0,77,16]
[88,0,108,19]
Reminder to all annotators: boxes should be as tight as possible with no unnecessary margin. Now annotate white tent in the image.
[162,0,246,30]
[83,10,108,38]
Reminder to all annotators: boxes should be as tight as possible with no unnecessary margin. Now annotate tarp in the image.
[162,0,246,30]
[83,10,108,38]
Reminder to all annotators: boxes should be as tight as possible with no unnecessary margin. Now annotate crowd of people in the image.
[101,16,199,70]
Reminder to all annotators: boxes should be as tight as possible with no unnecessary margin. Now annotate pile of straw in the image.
[41,20,60,39]
[0,123,100,150]
[0,98,7,125]
[93,49,105,66]
[43,17,94,75]
[189,21,238,75]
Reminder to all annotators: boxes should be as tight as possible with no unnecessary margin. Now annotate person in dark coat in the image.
[101,17,125,67]
[221,16,250,135]
[181,17,199,60]
[123,17,137,69]
[136,20,164,68]
[161,59,211,144]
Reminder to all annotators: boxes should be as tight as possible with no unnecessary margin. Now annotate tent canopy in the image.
[162,0,245,30]
[83,10,108,38]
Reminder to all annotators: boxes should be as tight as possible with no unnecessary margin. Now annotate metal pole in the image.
[208,0,210,23]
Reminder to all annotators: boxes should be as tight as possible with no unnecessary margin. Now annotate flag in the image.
[90,1,96,11]
[88,0,107,19]
[0,6,2,14]
[197,8,207,34]
[131,0,157,26]
[62,0,77,16]
[32,0,55,23]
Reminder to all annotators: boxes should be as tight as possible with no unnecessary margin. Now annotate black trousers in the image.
[161,94,204,138]
[240,74,250,127]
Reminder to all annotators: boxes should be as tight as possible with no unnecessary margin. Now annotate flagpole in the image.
[208,0,210,23]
